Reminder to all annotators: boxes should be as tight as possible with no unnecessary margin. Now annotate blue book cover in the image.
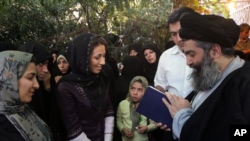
[136,86,173,129]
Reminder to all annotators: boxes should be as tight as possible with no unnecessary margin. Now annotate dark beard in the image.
[190,54,222,92]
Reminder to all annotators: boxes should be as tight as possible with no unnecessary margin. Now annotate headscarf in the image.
[142,43,162,86]
[121,56,144,79]
[126,76,148,132]
[19,41,52,64]
[61,33,109,111]
[0,51,52,141]
[54,51,71,76]
[57,54,67,63]
[0,41,17,52]
[128,42,142,54]
[179,13,236,48]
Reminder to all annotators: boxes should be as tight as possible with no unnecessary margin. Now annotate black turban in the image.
[203,15,240,46]
[179,13,238,48]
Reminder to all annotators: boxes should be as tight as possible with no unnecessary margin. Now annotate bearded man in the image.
[157,12,250,141]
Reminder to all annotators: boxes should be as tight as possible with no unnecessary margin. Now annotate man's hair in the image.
[167,7,195,26]
[195,40,235,58]
[239,23,250,32]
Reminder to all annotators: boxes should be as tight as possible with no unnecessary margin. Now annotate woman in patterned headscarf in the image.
[56,33,114,141]
[0,50,52,141]
[117,76,157,141]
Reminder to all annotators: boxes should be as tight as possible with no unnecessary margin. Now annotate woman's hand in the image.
[122,128,133,138]
[136,125,148,133]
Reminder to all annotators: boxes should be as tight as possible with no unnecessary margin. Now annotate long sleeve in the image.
[56,81,83,140]
[116,102,125,132]
[147,119,157,132]
[172,107,193,139]
[154,52,168,89]
[69,133,90,141]
[104,116,114,141]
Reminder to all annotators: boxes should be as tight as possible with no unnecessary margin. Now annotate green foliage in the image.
[0,0,80,50]
[0,0,173,53]
[175,0,229,17]
[115,0,172,51]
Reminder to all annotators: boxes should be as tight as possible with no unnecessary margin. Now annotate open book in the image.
[136,86,173,129]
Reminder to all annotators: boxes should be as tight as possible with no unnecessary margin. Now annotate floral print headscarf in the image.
[0,51,52,141]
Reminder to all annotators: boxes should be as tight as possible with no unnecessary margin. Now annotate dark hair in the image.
[89,35,108,49]
[167,7,195,26]
[239,23,250,32]
[195,40,235,58]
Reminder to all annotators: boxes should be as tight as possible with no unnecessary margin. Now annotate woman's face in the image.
[129,81,145,103]
[90,44,106,74]
[144,49,157,64]
[57,58,70,74]
[18,62,39,103]
[129,50,138,56]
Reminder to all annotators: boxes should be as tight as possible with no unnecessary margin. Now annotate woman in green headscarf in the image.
[0,50,52,141]
[117,76,157,141]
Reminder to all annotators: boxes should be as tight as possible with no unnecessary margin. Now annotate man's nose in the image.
[186,57,192,66]
[177,33,182,42]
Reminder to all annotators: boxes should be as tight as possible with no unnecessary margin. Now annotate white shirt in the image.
[154,45,193,98]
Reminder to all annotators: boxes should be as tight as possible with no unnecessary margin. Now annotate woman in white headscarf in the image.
[0,50,52,141]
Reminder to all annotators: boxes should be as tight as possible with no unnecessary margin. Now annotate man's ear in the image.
[210,44,221,59]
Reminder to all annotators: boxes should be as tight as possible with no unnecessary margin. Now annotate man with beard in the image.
[157,13,250,141]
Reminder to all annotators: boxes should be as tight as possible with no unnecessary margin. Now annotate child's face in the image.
[129,81,144,103]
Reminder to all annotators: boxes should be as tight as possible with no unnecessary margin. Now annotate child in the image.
[117,76,157,141]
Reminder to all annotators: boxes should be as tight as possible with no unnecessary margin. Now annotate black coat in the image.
[181,62,250,141]
[0,115,25,141]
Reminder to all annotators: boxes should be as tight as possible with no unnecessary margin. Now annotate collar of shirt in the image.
[171,45,183,55]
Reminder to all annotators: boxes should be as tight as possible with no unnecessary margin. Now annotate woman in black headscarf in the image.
[128,43,141,56]
[56,33,114,141]
[142,43,162,86]
[53,51,71,83]
[50,51,71,141]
